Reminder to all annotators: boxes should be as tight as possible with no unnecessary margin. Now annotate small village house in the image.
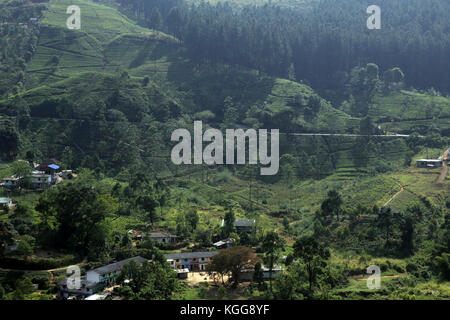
[86,256,147,286]
[221,219,256,233]
[30,171,53,188]
[176,268,190,279]
[0,197,13,209]
[58,277,98,300]
[239,265,284,282]
[1,176,19,188]
[213,238,234,249]
[416,159,443,168]
[148,231,177,244]
[58,256,147,299]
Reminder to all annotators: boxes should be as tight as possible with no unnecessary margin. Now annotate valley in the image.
[0,0,449,302]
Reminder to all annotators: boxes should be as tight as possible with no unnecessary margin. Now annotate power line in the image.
[0,115,432,138]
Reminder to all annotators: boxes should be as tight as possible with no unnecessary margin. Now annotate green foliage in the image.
[0,119,20,160]
[261,231,285,291]
[293,236,330,295]
[207,246,258,288]
[35,180,118,256]
[222,208,235,238]
[118,260,178,300]
[16,238,33,256]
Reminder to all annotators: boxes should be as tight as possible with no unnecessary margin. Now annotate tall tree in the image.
[222,208,235,238]
[320,190,343,222]
[207,246,258,288]
[261,231,285,293]
[149,7,163,30]
[293,236,330,296]
[166,7,183,39]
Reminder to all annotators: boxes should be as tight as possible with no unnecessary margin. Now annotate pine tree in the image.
[149,7,163,31]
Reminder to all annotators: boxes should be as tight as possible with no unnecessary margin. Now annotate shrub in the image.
[217,286,227,299]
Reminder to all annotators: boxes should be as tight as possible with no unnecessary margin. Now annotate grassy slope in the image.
[371,90,450,134]
[42,0,148,42]
[25,0,175,88]
[152,147,448,238]
[21,0,358,135]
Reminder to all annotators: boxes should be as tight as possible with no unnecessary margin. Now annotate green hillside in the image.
[42,0,148,42]
[25,0,175,88]
[371,90,450,134]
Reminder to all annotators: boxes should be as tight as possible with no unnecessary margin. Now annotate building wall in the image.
[87,271,100,284]
[169,257,211,271]
[417,161,443,168]
[152,237,169,243]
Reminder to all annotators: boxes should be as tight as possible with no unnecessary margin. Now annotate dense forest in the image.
[118,0,450,96]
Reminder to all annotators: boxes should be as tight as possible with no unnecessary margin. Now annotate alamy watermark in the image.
[66,5,81,30]
[63,4,379,31]
[171,121,279,175]
[366,265,381,289]
[66,265,81,290]
[367,5,381,30]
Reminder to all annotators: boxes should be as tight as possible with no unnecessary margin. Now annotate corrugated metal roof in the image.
[89,256,147,275]
[234,219,255,227]
[148,232,177,238]
[164,251,218,260]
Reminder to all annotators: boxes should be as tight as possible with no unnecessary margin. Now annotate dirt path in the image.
[356,274,403,281]
[436,166,449,184]
[383,185,405,207]
[0,257,87,273]
[435,148,449,184]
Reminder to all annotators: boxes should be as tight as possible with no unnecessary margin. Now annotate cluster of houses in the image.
[58,256,147,300]
[163,219,282,279]
[1,160,74,190]
[58,219,283,299]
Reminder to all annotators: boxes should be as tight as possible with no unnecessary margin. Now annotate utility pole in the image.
[249,168,253,212]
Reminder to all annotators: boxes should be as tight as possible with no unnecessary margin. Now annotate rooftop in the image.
[0,198,12,204]
[164,251,218,260]
[2,176,19,181]
[234,219,256,227]
[241,265,284,273]
[88,256,147,275]
[416,159,442,162]
[148,232,177,238]
[58,276,98,289]
[213,238,234,247]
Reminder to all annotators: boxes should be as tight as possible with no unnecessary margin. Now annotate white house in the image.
[164,251,218,271]
[0,198,13,209]
[1,177,19,188]
[239,265,284,281]
[86,256,147,285]
[416,159,443,168]
[30,171,52,188]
